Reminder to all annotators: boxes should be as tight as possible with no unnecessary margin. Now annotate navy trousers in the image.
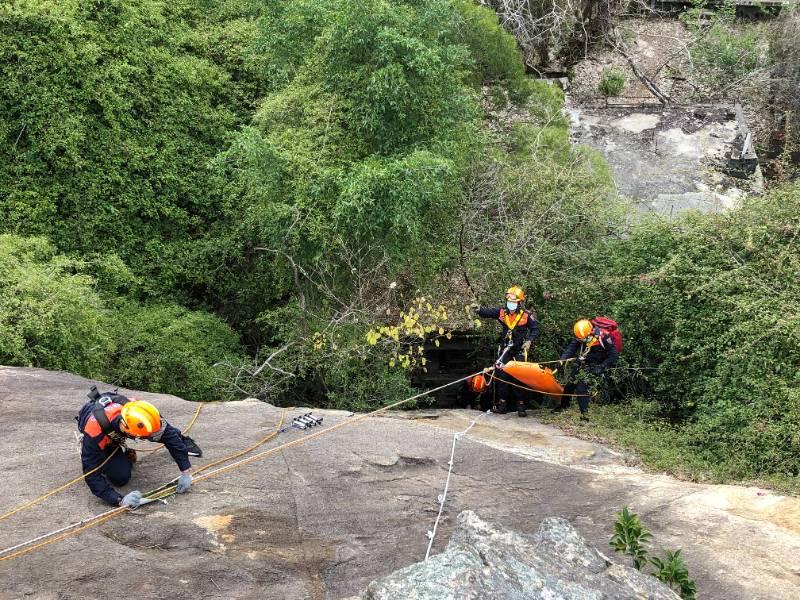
[562,380,591,413]
[102,450,133,487]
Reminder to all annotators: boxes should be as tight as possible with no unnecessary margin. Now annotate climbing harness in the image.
[0,402,204,523]
[0,371,485,562]
[499,309,525,331]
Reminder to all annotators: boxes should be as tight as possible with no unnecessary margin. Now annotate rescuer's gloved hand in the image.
[521,340,531,353]
[176,471,193,494]
[469,302,479,313]
[120,490,143,508]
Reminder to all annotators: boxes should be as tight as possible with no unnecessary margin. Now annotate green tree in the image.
[0,0,269,300]
[0,234,113,375]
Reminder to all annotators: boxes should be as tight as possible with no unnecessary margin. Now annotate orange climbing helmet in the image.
[505,286,525,303]
[467,373,489,394]
[573,319,595,342]
[120,400,161,437]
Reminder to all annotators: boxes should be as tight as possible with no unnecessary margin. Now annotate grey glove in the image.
[176,472,192,494]
[469,302,480,313]
[521,340,532,352]
[120,490,143,508]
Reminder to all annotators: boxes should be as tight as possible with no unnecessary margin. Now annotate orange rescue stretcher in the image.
[499,360,564,401]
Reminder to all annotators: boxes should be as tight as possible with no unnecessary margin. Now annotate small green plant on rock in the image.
[610,507,697,599]
[610,506,651,569]
[598,67,626,97]
[651,549,697,600]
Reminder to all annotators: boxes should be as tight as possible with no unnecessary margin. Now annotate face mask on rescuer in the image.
[506,301,518,312]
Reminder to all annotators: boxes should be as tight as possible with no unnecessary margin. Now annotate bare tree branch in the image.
[256,248,307,310]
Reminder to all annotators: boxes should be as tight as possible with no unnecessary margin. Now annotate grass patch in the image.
[534,399,800,495]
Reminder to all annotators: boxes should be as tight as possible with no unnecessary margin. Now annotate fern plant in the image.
[609,507,652,569]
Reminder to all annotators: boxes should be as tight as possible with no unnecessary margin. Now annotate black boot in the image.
[495,399,508,414]
[181,435,203,457]
[517,400,527,418]
[579,412,589,422]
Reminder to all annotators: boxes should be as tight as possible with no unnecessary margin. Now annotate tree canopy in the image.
[1,0,798,490]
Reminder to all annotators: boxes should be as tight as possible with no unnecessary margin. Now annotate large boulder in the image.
[2,368,799,599]
[362,511,680,600]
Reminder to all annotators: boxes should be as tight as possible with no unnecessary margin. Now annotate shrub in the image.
[651,549,697,600]
[0,234,243,400]
[454,0,530,102]
[107,303,244,401]
[0,234,113,375]
[598,67,626,97]
[610,507,697,599]
[0,0,269,301]
[593,184,800,484]
[610,506,651,570]
[681,1,768,92]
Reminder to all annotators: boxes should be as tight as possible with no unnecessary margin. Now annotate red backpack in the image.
[591,316,622,353]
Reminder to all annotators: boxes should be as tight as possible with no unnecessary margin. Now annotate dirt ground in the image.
[569,17,771,150]
[1,367,799,599]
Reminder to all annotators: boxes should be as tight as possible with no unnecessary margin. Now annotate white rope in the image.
[1,370,491,560]
[0,507,121,556]
[424,410,489,561]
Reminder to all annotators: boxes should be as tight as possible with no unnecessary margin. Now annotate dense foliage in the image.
[0,0,535,405]
[0,234,113,375]
[0,0,271,300]
[0,0,798,490]
[594,187,800,484]
[0,235,242,399]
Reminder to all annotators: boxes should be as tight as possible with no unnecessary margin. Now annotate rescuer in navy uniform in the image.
[558,319,620,420]
[76,388,201,508]
[472,286,539,417]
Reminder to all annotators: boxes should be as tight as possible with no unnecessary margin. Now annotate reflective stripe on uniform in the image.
[83,404,124,450]
[498,309,528,330]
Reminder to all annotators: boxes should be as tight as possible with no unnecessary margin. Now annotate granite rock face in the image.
[2,367,799,600]
[363,511,680,600]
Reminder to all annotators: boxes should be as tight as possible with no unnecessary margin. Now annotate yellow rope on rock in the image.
[0,402,205,522]
[0,370,484,562]
[0,408,287,563]
[0,447,121,523]
[0,510,124,562]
